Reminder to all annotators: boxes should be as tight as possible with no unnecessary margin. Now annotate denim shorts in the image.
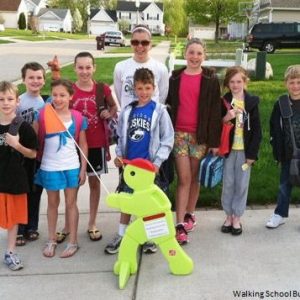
[173,131,207,160]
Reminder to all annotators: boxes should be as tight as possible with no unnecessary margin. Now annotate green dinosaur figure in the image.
[106,158,194,289]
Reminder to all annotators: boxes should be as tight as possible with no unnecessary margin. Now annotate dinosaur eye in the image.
[130,171,135,176]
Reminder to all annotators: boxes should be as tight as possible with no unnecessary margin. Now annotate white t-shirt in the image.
[113,57,169,109]
[18,92,45,125]
[41,120,80,171]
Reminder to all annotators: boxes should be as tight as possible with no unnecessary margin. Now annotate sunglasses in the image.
[130,39,151,46]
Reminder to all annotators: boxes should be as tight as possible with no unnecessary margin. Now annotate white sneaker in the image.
[266,214,285,228]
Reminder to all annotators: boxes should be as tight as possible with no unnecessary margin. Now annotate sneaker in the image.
[104,234,122,254]
[143,242,157,254]
[175,224,188,245]
[266,214,285,228]
[4,252,23,271]
[184,213,197,232]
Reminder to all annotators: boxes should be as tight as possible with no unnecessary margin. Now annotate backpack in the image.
[278,94,300,186]
[95,82,118,146]
[199,153,224,188]
[9,116,25,136]
[8,116,25,157]
[37,107,83,161]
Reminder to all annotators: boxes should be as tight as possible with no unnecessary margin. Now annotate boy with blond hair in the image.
[0,81,37,270]
[267,65,300,228]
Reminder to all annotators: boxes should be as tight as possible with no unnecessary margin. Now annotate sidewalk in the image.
[1,186,300,300]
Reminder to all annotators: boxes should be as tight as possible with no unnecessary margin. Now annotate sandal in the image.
[16,234,26,247]
[43,241,57,258]
[87,228,102,241]
[60,243,79,258]
[56,231,69,244]
[25,230,39,241]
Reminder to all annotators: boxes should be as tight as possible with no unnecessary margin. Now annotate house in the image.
[189,21,228,40]
[251,0,300,25]
[116,0,164,34]
[25,0,47,16]
[89,8,118,35]
[37,8,72,32]
[0,0,28,29]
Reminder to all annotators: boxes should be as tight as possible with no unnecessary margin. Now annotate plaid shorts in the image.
[173,131,207,160]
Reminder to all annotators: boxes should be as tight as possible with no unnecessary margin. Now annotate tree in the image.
[118,19,130,33]
[185,0,242,42]
[18,12,26,30]
[163,0,187,37]
[73,8,83,32]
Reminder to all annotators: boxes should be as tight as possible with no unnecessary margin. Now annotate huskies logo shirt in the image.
[127,101,156,160]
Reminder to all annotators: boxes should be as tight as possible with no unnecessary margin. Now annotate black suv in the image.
[246,22,300,53]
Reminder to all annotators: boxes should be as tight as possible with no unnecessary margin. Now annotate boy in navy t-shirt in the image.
[105,68,174,255]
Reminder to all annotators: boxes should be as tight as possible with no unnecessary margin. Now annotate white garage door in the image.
[90,22,117,35]
[39,22,60,32]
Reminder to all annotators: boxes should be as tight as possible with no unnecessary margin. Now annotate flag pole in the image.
[65,129,110,195]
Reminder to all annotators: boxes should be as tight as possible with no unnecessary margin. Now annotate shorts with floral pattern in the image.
[173,131,207,160]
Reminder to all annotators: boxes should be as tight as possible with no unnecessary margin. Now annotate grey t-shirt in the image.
[18,92,45,124]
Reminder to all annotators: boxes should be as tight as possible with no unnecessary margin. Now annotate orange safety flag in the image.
[43,103,66,134]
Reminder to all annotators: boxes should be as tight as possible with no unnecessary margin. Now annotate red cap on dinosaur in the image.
[122,158,155,173]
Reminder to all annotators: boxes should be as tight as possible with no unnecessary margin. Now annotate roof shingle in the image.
[116,1,163,12]
[0,0,22,12]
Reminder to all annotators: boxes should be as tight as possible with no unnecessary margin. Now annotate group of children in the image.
[1,24,300,271]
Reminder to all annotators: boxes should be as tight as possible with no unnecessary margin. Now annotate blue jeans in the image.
[274,161,292,217]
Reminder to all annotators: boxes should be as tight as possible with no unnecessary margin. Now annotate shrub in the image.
[0,14,5,25]
[18,12,26,30]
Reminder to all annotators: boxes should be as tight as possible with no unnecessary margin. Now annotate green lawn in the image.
[168,50,300,207]
[0,39,13,44]
[0,28,91,41]
[17,57,126,95]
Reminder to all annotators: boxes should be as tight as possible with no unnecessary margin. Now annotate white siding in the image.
[62,10,72,32]
[190,26,215,40]
[142,3,164,34]
[90,9,118,35]
[1,12,19,28]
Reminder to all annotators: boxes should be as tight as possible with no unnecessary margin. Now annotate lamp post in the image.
[135,0,140,26]
[87,1,91,37]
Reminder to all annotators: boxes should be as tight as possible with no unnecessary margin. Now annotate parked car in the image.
[104,31,125,47]
[246,22,300,53]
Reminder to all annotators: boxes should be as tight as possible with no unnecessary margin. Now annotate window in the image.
[157,14,159,20]
[279,24,294,33]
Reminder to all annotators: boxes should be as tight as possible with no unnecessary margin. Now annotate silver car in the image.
[104,31,125,47]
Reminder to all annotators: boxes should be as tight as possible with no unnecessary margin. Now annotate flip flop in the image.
[16,234,26,247]
[43,241,57,258]
[87,229,102,241]
[56,231,70,244]
[60,243,79,258]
